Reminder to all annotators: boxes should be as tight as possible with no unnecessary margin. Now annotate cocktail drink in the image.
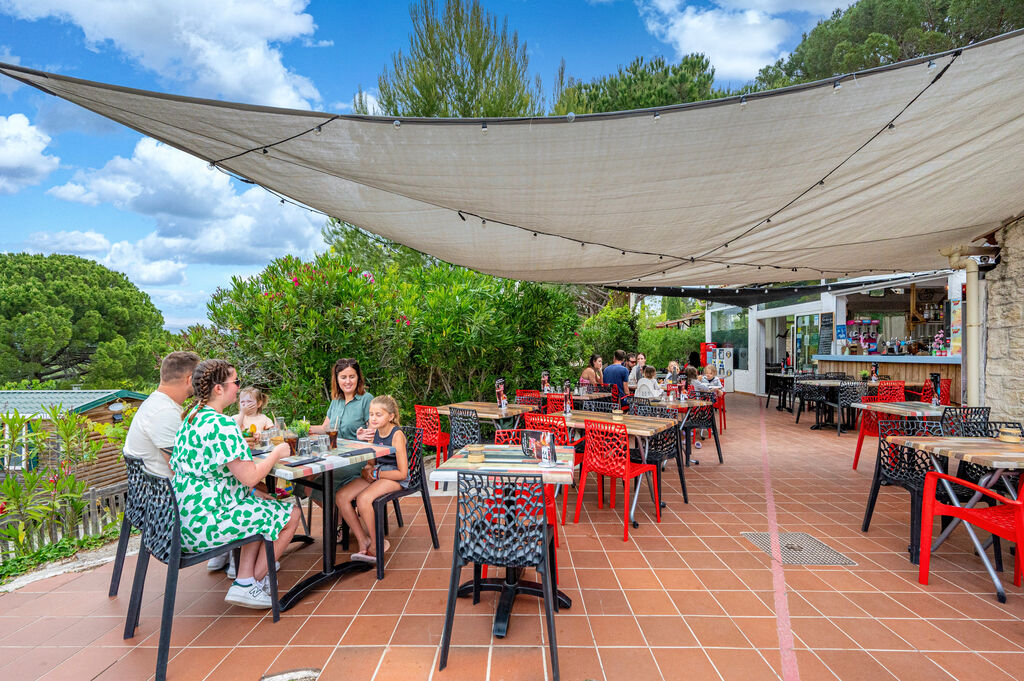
[327,429,338,448]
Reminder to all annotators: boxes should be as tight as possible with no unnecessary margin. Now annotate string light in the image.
[653,111,661,122]
[566,112,575,123]
[261,148,268,154]
[833,80,842,90]
[393,120,401,128]
[927,60,937,69]
[481,121,488,134]
[740,95,747,107]
[207,162,215,170]
[315,125,322,136]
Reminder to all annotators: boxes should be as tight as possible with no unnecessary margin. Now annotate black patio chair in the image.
[443,406,482,491]
[679,401,722,465]
[340,426,440,579]
[630,404,687,506]
[939,406,992,436]
[794,377,827,426]
[124,469,280,681]
[109,450,149,597]
[819,380,867,436]
[626,397,651,413]
[438,471,559,681]
[584,400,617,413]
[862,418,944,564]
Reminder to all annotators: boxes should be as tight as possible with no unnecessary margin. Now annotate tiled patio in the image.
[3,393,1024,681]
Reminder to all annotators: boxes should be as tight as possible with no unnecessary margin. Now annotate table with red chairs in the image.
[885,434,1024,602]
[428,443,575,636]
[851,400,946,419]
[562,410,678,527]
[436,400,537,429]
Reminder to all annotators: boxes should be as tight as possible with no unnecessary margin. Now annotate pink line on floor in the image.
[759,402,801,681]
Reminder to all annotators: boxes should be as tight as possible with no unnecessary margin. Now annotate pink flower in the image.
[348,267,353,273]
[406,320,411,326]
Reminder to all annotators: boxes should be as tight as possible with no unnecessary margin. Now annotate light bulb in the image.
[393,120,401,128]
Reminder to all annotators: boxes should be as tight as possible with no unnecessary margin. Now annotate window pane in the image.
[710,306,749,370]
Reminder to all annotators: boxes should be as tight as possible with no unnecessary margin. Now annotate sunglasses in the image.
[222,379,241,387]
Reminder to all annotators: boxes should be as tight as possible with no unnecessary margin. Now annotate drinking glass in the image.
[274,416,286,431]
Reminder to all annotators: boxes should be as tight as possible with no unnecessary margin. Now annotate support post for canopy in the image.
[940,245,995,407]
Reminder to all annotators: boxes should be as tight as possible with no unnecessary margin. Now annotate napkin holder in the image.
[998,428,1022,443]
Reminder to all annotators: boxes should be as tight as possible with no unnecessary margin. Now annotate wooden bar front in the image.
[814,355,961,402]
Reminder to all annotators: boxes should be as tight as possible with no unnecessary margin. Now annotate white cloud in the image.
[714,1,839,12]
[48,137,325,267]
[1,0,323,108]
[103,240,188,285]
[302,38,334,48]
[0,46,21,95]
[0,113,60,194]
[638,1,810,82]
[26,229,110,254]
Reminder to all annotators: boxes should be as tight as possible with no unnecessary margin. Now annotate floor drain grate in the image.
[741,532,856,566]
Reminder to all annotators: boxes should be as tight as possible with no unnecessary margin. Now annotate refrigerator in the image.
[712,347,734,392]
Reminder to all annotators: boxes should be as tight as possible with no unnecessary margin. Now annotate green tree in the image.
[0,254,167,387]
[552,54,716,115]
[579,304,639,363]
[364,0,543,118]
[750,0,1024,90]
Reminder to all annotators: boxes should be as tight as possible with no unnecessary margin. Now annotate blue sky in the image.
[0,0,839,330]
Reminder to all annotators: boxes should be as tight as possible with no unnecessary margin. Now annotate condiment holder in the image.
[611,409,624,422]
[998,428,1022,443]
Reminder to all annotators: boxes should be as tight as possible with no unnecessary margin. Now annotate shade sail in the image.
[3,30,1023,287]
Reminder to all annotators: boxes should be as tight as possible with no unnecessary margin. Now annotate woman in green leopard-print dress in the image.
[171,359,302,609]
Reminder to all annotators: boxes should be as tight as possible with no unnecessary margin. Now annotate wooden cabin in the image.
[1,389,148,490]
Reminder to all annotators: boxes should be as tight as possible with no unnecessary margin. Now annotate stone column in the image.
[984,218,1024,423]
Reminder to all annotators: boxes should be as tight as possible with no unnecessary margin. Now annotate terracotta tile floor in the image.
[3,394,1024,681]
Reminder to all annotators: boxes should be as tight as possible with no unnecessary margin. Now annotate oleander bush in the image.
[179,250,584,423]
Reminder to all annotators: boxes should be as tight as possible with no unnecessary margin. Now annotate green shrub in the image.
[640,323,705,369]
[179,252,583,423]
[579,304,638,365]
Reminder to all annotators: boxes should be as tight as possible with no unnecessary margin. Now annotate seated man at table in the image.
[603,349,631,399]
[124,350,199,477]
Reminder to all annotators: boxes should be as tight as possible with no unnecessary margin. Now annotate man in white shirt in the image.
[124,351,199,477]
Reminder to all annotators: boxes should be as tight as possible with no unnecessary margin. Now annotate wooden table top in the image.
[885,435,1024,468]
[253,438,393,481]
[646,398,714,410]
[429,444,575,485]
[436,402,536,420]
[851,401,945,418]
[571,392,613,401]
[803,379,879,387]
[562,410,677,437]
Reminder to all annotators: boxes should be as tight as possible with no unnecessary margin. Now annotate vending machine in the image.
[700,342,717,368]
[712,347,734,392]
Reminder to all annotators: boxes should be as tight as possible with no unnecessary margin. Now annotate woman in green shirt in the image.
[308,357,374,495]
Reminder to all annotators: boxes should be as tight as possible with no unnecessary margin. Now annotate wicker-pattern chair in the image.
[124,470,280,681]
[109,450,150,597]
[862,418,944,564]
[439,472,559,680]
[630,404,687,506]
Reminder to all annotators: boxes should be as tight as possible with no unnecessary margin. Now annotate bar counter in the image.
[812,354,961,395]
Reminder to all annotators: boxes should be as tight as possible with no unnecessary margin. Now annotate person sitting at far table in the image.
[633,365,665,399]
[603,349,631,399]
[580,354,603,387]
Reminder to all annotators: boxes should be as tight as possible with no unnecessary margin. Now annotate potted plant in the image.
[859,369,871,380]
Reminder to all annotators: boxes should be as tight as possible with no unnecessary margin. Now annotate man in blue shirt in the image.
[602,349,630,402]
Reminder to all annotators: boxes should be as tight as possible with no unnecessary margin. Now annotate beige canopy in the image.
[3,30,1023,287]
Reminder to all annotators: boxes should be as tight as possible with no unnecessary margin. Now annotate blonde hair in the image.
[239,387,269,413]
[370,395,402,426]
[704,364,718,377]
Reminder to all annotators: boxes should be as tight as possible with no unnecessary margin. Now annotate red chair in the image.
[852,395,885,470]
[523,413,585,524]
[545,392,573,414]
[919,471,1024,601]
[415,405,450,490]
[714,392,726,432]
[906,379,952,405]
[514,389,543,406]
[877,380,906,402]
[573,420,659,541]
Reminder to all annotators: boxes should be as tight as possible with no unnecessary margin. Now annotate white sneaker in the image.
[224,582,272,609]
[206,553,229,571]
[226,552,237,579]
[694,441,702,449]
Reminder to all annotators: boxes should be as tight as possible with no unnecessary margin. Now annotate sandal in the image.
[350,552,376,563]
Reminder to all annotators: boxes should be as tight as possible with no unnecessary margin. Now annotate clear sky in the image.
[0,0,838,330]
